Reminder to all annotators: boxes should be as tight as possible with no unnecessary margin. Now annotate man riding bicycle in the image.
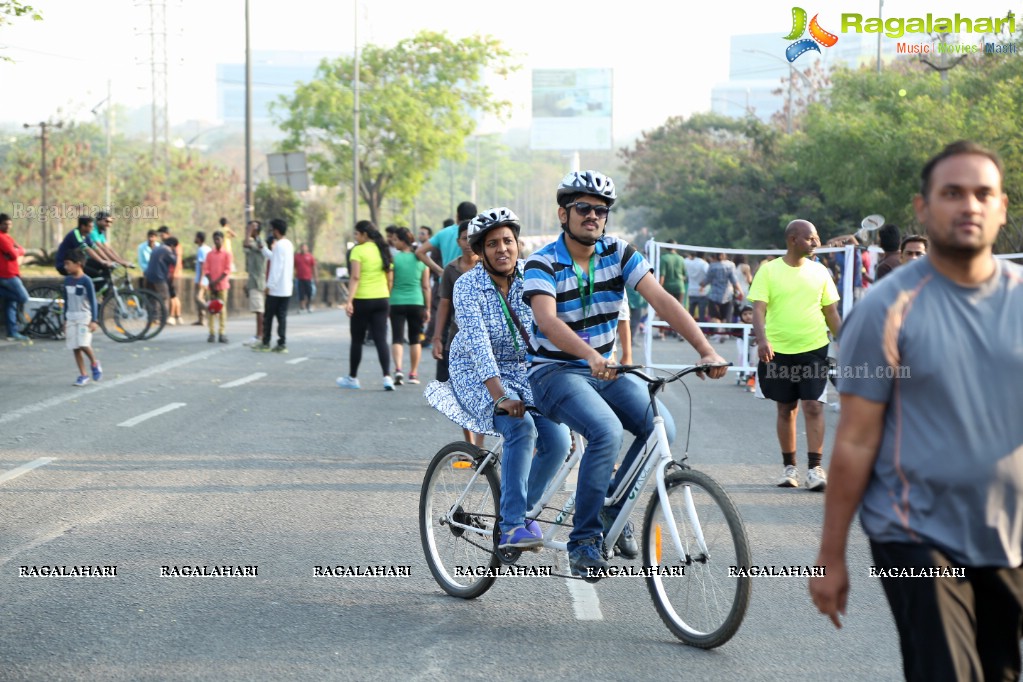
[523,170,729,578]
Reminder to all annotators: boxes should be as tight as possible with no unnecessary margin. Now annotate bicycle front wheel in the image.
[135,290,167,340]
[642,468,751,648]
[99,290,152,342]
[419,442,501,599]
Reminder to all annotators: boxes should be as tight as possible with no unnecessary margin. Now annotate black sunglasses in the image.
[568,202,610,219]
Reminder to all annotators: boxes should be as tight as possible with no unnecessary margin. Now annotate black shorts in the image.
[757,344,829,403]
[389,304,425,345]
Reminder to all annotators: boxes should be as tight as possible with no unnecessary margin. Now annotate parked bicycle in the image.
[24,265,166,342]
[420,362,752,648]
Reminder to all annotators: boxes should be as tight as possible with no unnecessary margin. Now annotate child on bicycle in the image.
[62,249,102,387]
[425,208,569,549]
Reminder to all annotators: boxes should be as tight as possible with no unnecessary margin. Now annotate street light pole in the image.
[23,119,63,251]
[743,49,815,134]
[244,0,253,224]
[352,0,360,231]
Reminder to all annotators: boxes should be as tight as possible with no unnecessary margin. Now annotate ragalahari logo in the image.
[784,7,839,62]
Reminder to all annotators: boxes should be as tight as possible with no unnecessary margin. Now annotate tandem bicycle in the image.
[419,363,752,648]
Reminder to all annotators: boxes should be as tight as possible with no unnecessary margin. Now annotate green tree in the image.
[254,181,301,233]
[275,30,515,226]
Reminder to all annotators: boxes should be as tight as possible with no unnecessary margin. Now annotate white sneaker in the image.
[336,376,361,390]
[242,336,260,347]
[806,466,827,492]
[777,465,799,488]
[382,375,395,391]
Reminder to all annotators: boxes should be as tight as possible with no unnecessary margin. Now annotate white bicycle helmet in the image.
[466,207,521,249]
[556,170,617,207]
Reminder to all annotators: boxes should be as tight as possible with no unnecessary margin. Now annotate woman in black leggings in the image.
[337,221,394,391]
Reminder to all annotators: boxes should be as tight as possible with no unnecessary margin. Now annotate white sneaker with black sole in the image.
[805,466,827,492]
[777,465,799,488]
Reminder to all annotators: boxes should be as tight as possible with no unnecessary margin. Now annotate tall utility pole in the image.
[244,0,252,223]
[352,0,360,231]
[23,120,63,251]
[142,0,170,200]
[876,0,884,74]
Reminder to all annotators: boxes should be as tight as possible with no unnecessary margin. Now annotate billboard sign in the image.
[530,68,613,151]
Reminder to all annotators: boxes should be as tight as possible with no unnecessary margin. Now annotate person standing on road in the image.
[61,249,102,387]
[294,243,317,313]
[524,170,728,578]
[683,251,709,322]
[192,231,211,326]
[336,220,394,390]
[203,230,232,343]
[255,219,294,353]
[0,213,31,343]
[145,237,178,318]
[658,242,686,339]
[701,251,743,337]
[810,140,1023,682]
[387,227,429,386]
[242,220,268,346]
[137,229,159,285]
[157,226,185,326]
[748,219,841,491]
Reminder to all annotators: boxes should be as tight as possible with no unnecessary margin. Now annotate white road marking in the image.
[285,357,308,365]
[117,402,187,427]
[0,346,230,426]
[0,457,57,485]
[219,372,267,388]
[562,555,604,620]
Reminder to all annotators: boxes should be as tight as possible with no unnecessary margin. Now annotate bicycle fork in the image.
[649,417,710,566]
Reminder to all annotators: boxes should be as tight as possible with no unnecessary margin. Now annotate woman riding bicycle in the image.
[425,208,569,549]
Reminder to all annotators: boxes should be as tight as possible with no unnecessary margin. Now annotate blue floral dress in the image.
[425,261,531,434]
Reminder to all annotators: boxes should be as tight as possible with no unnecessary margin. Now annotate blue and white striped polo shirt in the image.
[523,234,651,369]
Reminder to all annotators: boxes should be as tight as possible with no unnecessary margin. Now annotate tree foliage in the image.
[275,30,515,227]
[253,181,302,236]
[623,30,1023,253]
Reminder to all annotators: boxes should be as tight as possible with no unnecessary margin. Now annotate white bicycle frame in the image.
[439,407,709,565]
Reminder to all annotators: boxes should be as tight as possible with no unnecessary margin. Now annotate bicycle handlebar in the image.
[608,363,732,385]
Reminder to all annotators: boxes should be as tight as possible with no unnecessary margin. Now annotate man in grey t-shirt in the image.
[809,141,1023,682]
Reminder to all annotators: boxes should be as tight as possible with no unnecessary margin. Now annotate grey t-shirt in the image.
[838,257,1023,566]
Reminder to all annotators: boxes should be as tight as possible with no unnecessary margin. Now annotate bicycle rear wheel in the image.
[420,442,502,599]
[99,289,152,342]
[642,468,751,648]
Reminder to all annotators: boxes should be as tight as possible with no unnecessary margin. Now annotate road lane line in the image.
[219,372,267,388]
[562,555,604,620]
[117,402,187,427]
[0,457,57,485]
[285,357,308,365]
[0,346,230,426]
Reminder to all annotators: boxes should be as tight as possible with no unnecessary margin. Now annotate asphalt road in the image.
[0,309,904,681]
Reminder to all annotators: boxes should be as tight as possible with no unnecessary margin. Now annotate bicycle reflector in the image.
[207,299,224,315]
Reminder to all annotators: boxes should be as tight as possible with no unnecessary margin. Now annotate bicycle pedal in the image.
[496,547,522,565]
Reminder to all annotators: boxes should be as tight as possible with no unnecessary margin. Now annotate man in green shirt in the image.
[658,242,687,339]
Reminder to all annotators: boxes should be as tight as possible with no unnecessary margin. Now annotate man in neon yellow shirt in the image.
[748,219,841,491]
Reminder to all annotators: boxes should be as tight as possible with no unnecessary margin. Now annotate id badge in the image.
[577,331,591,345]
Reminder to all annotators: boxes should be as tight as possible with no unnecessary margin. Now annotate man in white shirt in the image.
[255,219,294,352]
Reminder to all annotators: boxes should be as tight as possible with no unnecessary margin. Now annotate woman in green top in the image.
[337,221,395,391]
[387,227,430,385]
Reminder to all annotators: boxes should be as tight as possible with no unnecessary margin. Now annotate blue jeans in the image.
[529,364,676,550]
[494,395,570,534]
[0,277,30,335]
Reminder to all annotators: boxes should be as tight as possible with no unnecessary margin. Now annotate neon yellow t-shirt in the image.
[747,257,839,354]
[350,242,390,300]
